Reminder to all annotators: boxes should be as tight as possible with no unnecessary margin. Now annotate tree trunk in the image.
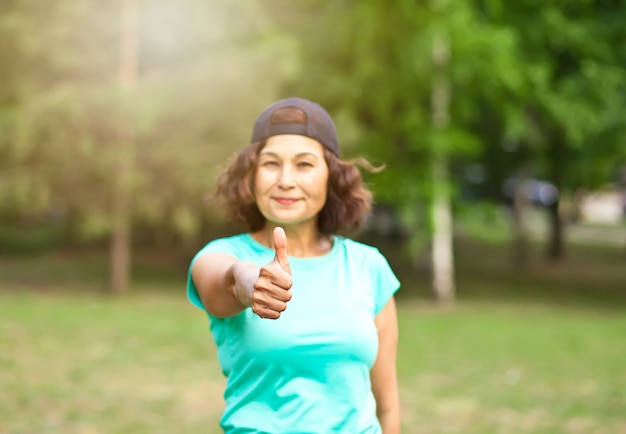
[546,134,565,262]
[511,166,530,267]
[431,156,455,304]
[110,180,131,294]
[430,25,455,305]
[109,0,138,294]
[546,200,563,260]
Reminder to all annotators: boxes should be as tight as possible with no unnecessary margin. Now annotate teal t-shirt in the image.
[187,233,401,434]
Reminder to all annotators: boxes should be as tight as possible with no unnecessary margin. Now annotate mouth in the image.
[273,197,299,205]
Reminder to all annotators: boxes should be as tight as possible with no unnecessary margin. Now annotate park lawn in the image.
[1,288,625,434]
[396,300,626,433]
[1,237,625,434]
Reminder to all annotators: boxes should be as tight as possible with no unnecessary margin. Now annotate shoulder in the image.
[337,236,381,252]
[335,237,388,262]
[337,237,401,312]
[200,233,249,250]
[191,233,251,264]
[203,233,249,248]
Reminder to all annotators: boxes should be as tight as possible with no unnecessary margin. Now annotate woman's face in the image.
[254,134,329,229]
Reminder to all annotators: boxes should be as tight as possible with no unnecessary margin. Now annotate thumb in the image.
[272,227,290,271]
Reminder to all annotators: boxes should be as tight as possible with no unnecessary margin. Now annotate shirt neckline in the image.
[242,233,341,267]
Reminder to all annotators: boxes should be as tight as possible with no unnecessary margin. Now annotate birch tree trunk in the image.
[430,27,456,305]
[109,0,137,294]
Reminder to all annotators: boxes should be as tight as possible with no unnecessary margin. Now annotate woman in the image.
[187,97,401,433]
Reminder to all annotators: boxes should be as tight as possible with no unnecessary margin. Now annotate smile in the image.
[273,197,299,205]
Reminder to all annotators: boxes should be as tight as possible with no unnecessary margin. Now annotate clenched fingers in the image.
[251,296,288,319]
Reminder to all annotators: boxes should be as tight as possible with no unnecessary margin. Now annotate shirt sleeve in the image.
[186,237,242,312]
[370,249,401,315]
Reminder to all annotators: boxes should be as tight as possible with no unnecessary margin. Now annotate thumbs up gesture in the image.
[251,227,293,319]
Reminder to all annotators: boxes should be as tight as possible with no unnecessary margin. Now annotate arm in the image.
[191,227,293,319]
[370,297,400,434]
[191,252,258,318]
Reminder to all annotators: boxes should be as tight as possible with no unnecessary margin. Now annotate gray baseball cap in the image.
[250,97,340,157]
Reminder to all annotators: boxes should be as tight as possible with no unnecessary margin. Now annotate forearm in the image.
[192,253,259,318]
[378,408,401,434]
[372,298,400,434]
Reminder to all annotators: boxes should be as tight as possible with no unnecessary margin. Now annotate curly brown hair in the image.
[212,141,380,235]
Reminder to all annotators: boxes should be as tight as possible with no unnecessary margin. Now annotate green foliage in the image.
[278,1,535,253]
[1,0,625,254]
[480,0,626,188]
[0,0,299,241]
[274,1,626,255]
[0,222,68,254]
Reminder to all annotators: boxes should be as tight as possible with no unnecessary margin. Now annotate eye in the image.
[261,160,280,168]
[296,161,314,169]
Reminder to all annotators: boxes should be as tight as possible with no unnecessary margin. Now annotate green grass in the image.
[0,292,225,434]
[397,301,626,433]
[1,239,625,433]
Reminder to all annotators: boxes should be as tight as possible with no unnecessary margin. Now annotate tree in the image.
[0,0,300,290]
[277,1,525,302]
[430,0,455,303]
[109,0,138,294]
[477,0,626,261]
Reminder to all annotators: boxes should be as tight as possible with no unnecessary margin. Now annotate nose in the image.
[278,165,295,189]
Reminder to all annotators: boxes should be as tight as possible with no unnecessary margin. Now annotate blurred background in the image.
[1,1,625,433]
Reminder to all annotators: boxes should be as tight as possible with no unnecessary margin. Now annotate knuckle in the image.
[256,310,269,319]
[253,277,268,290]
[255,308,280,320]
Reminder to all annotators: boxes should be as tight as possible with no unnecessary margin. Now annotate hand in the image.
[251,227,293,319]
